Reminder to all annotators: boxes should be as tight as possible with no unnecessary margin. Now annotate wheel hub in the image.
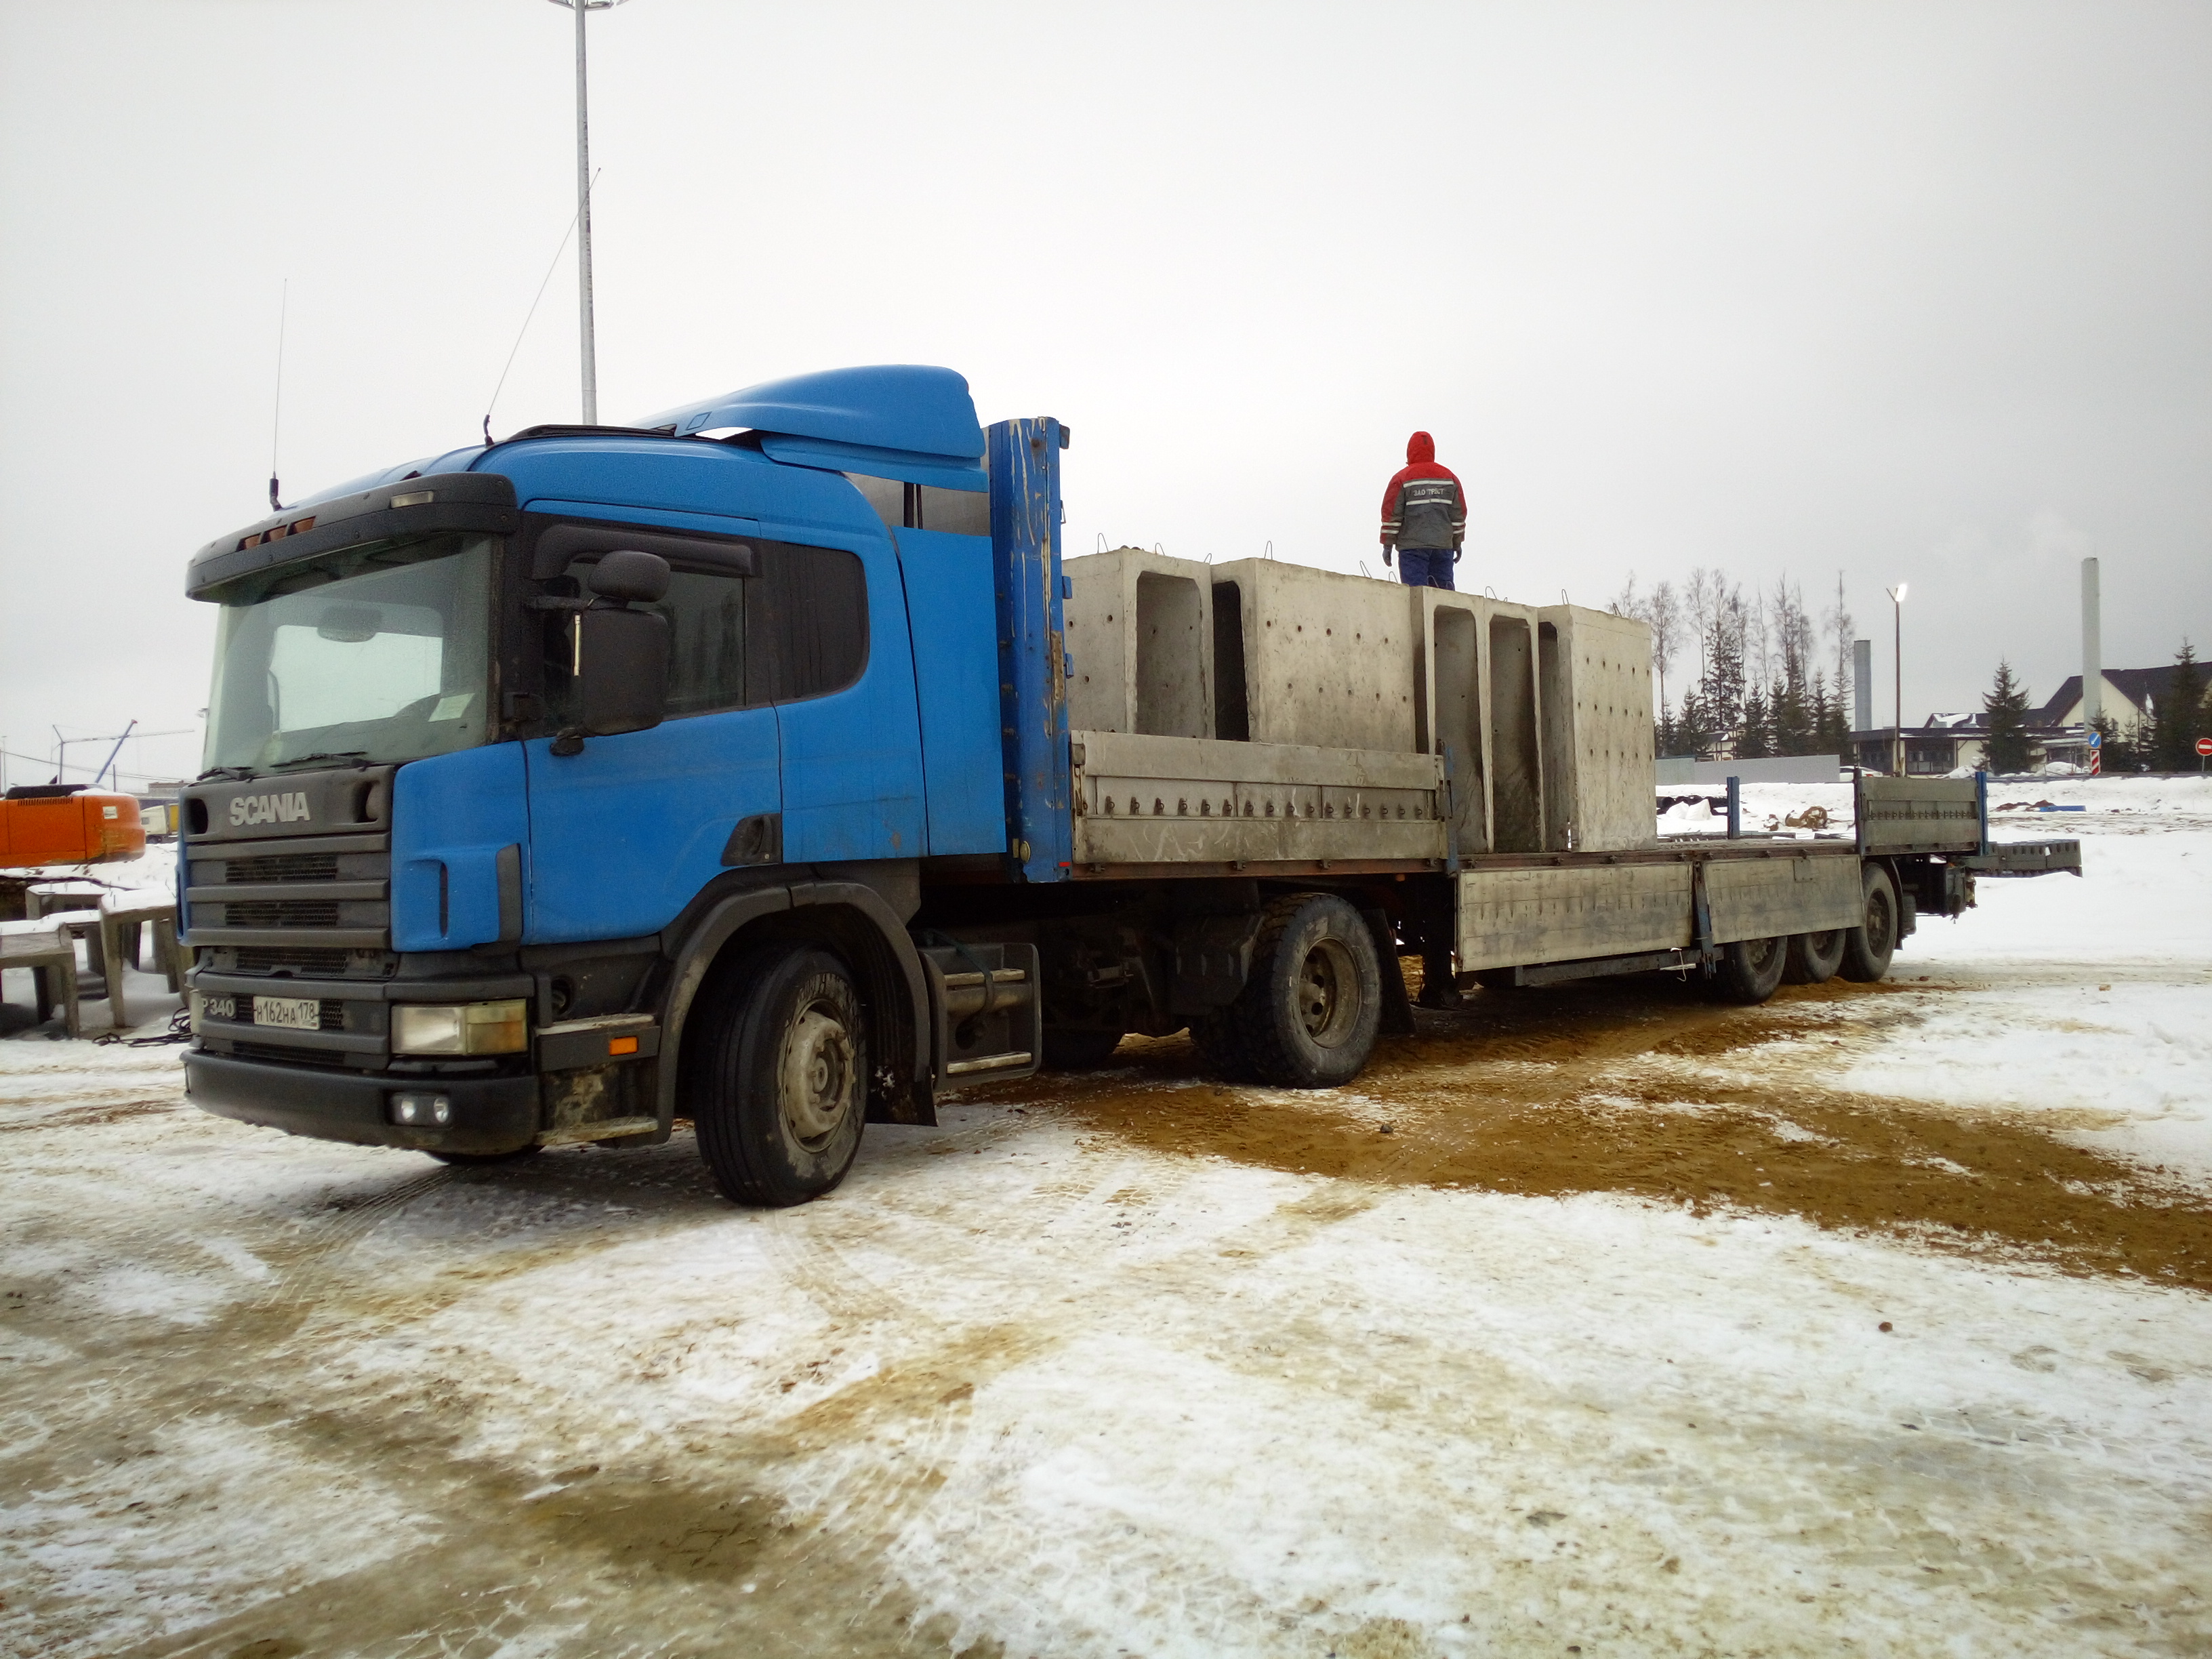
[1297,939,1359,1046]
[780,1004,854,1147]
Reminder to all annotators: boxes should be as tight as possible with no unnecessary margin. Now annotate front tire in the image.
[689,944,867,1207]
[1838,865,1900,983]
[1218,893,1382,1088]
[1706,935,1788,1004]
[1783,929,1847,985]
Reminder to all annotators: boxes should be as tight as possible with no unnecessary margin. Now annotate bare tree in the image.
[1647,579,1679,720]
[1825,571,1853,717]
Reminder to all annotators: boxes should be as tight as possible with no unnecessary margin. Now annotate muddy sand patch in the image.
[971,977,2211,1291]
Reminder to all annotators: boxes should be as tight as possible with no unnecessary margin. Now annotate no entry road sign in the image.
[2198,737,2212,756]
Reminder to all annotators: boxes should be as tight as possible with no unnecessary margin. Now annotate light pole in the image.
[545,0,630,425]
[1886,583,1908,776]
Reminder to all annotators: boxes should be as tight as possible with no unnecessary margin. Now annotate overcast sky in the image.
[3,0,2207,787]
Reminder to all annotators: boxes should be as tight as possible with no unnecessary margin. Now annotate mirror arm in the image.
[550,729,587,758]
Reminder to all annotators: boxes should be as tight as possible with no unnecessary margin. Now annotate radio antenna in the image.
[483,172,597,447]
[268,279,288,511]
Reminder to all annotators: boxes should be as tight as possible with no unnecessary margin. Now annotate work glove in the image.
[1452,546,1462,562]
[1381,544,1393,567]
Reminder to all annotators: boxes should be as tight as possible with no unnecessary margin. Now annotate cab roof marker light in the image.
[390,490,435,508]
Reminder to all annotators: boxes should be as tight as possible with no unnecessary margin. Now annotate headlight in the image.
[391,999,528,1056]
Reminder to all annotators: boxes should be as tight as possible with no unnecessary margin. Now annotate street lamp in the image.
[1886,583,1908,777]
[545,0,630,426]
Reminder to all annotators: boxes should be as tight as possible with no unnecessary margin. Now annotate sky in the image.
[2,0,2208,789]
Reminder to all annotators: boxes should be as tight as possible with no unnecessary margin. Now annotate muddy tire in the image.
[1838,865,1900,984]
[1042,1027,1124,1070]
[1783,929,1847,985]
[689,943,866,1207]
[1189,1012,1261,1083]
[1706,935,1788,1005]
[1218,893,1382,1088]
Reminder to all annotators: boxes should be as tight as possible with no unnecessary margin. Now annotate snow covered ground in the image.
[2,790,2208,1658]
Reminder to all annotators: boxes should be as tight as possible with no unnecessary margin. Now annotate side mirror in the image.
[577,609,669,735]
[550,607,668,754]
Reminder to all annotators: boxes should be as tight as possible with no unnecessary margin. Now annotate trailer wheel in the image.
[1706,935,1788,1004]
[1042,1027,1124,1070]
[1783,930,1847,985]
[689,944,866,1207]
[1221,894,1382,1088]
[1838,865,1900,983]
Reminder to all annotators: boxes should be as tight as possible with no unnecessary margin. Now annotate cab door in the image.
[522,514,781,945]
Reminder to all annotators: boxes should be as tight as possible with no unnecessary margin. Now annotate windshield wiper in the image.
[267,751,371,773]
[197,765,255,782]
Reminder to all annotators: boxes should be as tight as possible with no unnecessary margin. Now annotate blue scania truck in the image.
[179,365,2077,1205]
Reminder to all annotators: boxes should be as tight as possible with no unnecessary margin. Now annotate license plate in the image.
[253,996,322,1031]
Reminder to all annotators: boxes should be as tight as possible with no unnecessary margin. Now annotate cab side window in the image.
[535,520,866,720]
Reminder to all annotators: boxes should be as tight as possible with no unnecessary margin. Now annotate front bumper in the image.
[185,1050,539,1155]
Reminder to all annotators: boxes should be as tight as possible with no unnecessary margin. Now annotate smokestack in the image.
[1853,639,1873,732]
[2081,557,2102,729]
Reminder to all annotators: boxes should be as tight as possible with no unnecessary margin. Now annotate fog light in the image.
[391,999,528,1056]
[389,1091,452,1127]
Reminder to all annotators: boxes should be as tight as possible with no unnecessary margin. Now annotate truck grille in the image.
[182,823,394,964]
[221,898,342,929]
[227,945,371,978]
[224,852,341,884]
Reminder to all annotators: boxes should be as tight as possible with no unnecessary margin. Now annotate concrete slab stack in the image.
[1062,548,1657,859]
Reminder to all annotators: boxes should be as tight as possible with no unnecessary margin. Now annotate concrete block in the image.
[1408,590,1550,855]
[1209,560,1416,753]
[1536,604,1657,852]
[1063,548,1214,737]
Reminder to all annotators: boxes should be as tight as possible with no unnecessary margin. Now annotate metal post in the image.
[572,0,597,426]
[1725,775,1740,839]
[1886,584,1908,777]
[2081,556,2102,733]
[1974,769,1989,857]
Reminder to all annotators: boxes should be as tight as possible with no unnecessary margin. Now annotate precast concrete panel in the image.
[1063,548,1214,737]
[1536,605,1658,853]
[1210,560,1416,752]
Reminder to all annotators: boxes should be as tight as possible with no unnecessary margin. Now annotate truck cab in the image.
[182,366,1060,1204]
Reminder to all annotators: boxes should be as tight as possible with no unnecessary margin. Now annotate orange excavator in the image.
[0,785,146,867]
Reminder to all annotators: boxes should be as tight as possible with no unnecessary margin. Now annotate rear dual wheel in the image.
[1196,894,1382,1088]
[1838,865,1900,983]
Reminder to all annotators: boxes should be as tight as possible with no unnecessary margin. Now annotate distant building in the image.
[1849,710,2086,776]
[2037,665,2202,732]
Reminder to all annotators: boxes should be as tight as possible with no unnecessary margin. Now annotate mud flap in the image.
[1360,907,1417,1036]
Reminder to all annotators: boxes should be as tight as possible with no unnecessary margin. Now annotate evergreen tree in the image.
[1738,685,1774,758]
[1980,659,2034,773]
[2151,641,2205,772]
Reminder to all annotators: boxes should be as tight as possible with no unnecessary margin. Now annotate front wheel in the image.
[1783,929,1847,985]
[689,944,867,1207]
[1218,893,1382,1088]
[1838,865,1900,983]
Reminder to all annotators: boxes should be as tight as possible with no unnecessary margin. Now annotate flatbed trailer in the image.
[174,365,2079,1205]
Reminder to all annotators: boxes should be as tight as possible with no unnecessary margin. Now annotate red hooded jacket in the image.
[1379,432,1466,553]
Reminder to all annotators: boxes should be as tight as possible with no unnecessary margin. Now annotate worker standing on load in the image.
[1378,430,1466,589]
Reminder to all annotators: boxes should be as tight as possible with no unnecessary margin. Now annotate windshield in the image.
[202,534,493,773]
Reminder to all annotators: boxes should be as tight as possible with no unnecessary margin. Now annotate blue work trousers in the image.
[1397,547,1457,590]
